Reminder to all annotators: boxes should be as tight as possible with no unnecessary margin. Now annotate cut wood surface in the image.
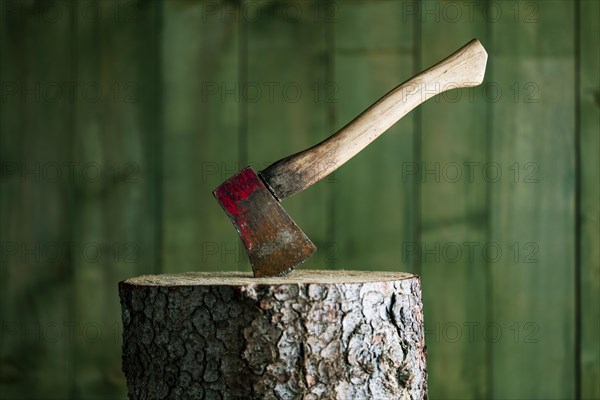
[119,270,427,399]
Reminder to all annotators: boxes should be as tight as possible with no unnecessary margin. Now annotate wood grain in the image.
[246,1,329,271]
[579,0,600,397]
[162,1,241,273]
[331,1,416,273]
[419,3,489,397]
[0,5,73,398]
[72,1,162,397]
[490,1,576,398]
[260,39,487,200]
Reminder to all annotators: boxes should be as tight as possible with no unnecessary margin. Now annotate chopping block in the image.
[119,270,427,399]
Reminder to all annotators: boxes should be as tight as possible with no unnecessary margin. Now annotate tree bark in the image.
[119,270,427,400]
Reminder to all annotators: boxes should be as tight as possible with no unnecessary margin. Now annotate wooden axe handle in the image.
[260,39,488,200]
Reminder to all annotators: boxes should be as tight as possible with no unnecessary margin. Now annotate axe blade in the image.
[213,167,316,277]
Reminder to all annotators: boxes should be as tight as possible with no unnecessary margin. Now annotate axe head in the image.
[213,167,316,277]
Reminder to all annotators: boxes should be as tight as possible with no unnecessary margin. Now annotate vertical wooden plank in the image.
[246,0,328,270]
[0,3,19,398]
[0,3,5,395]
[418,2,488,398]
[333,0,415,271]
[162,1,240,272]
[490,1,575,398]
[0,1,73,397]
[73,1,161,397]
[579,0,600,398]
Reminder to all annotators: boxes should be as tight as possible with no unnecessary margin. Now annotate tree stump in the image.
[119,270,427,400]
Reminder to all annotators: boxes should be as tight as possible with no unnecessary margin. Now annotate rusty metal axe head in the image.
[213,167,316,278]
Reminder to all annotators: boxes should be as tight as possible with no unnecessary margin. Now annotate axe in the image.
[214,39,488,277]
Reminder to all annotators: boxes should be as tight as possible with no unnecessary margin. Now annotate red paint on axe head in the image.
[213,167,263,216]
[213,167,316,277]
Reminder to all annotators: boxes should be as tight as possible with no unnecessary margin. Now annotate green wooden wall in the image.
[0,1,598,399]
